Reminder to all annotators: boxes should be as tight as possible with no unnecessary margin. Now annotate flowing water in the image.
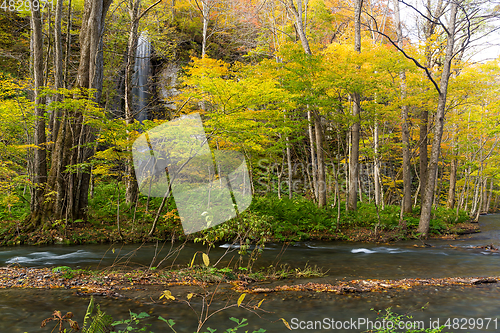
[132,31,151,123]
[2,215,500,332]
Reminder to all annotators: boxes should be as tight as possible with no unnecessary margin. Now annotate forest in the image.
[0,0,500,247]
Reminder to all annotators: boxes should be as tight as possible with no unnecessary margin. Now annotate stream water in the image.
[2,214,500,332]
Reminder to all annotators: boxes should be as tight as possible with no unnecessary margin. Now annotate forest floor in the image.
[0,219,481,246]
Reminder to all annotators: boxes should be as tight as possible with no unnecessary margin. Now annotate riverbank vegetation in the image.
[1,0,500,247]
[0,186,474,246]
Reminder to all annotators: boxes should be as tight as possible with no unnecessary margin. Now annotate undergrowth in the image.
[0,182,473,246]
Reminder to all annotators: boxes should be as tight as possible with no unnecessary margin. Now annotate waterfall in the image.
[132,32,151,123]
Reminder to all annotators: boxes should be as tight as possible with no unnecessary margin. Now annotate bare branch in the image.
[366,27,441,94]
[136,0,162,22]
[399,0,449,35]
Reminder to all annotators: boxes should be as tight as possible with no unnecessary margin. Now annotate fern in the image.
[82,297,113,333]
[84,305,112,333]
[83,296,95,329]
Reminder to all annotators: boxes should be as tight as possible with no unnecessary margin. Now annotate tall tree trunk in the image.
[419,0,444,209]
[419,110,428,208]
[315,111,326,207]
[418,2,457,237]
[201,0,209,57]
[286,133,293,199]
[29,4,48,218]
[43,8,52,88]
[474,177,485,222]
[394,0,412,215]
[433,164,442,209]
[286,0,311,55]
[348,0,363,211]
[51,0,64,144]
[358,166,363,203]
[54,0,63,89]
[285,0,327,207]
[25,0,114,230]
[124,0,141,205]
[64,0,72,87]
[307,109,318,200]
[374,122,382,207]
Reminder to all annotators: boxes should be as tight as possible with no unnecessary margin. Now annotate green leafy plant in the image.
[158,316,266,333]
[51,266,85,279]
[52,266,76,279]
[111,311,152,333]
[366,307,445,333]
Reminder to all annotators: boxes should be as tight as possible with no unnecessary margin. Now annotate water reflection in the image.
[1,214,500,331]
[2,284,500,332]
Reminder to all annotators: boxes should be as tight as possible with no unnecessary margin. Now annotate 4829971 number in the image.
[0,0,53,12]
[444,318,497,330]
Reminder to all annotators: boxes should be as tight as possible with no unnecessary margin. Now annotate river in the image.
[1,214,500,332]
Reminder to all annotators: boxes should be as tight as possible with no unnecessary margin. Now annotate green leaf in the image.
[136,312,150,319]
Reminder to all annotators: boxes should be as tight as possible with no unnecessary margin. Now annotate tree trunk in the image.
[481,177,488,213]
[314,111,326,207]
[460,165,471,211]
[285,0,321,206]
[418,2,457,237]
[51,0,64,144]
[433,165,442,209]
[54,0,63,89]
[374,122,382,207]
[25,0,114,230]
[419,0,444,210]
[447,158,458,208]
[348,93,360,211]
[286,0,312,55]
[471,175,480,217]
[307,109,318,200]
[286,134,293,199]
[358,166,363,203]
[43,8,52,88]
[474,177,485,222]
[29,4,48,218]
[64,0,72,87]
[394,0,412,215]
[124,0,141,205]
[201,0,209,57]
[419,111,428,208]
[485,178,493,213]
[348,0,362,211]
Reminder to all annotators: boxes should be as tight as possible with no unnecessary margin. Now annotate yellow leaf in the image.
[190,253,197,268]
[281,318,292,330]
[202,253,210,267]
[237,293,246,307]
[187,293,193,300]
[257,299,265,308]
[112,248,115,254]
[159,290,175,300]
